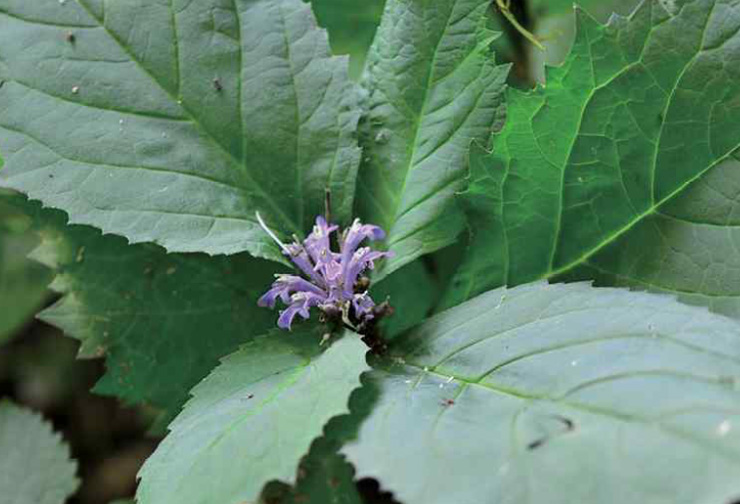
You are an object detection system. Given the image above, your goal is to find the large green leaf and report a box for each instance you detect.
[341,282,740,504]
[137,331,368,504]
[445,0,740,306]
[0,0,360,261]
[356,0,510,277]
[15,198,281,426]
[0,401,79,504]
[562,152,740,318]
[0,190,51,343]
[310,0,386,79]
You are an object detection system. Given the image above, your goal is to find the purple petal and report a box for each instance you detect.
[258,275,327,309]
[277,292,323,330]
[277,304,304,330]
[340,218,387,267]
[286,243,326,287]
[304,216,338,266]
[257,286,283,308]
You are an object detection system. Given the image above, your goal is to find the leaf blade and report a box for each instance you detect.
[343,282,740,504]
[15,197,280,426]
[357,0,509,276]
[561,152,740,319]
[0,0,360,259]
[137,331,369,504]
[446,0,740,306]
[0,401,79,504]
[0,190,51,343]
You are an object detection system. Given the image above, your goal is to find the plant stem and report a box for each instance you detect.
[496,0,544,51]
[492,0,538,85]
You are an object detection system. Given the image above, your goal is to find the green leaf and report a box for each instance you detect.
[561,152,740,319]
[356,0,510,277]
[445,0,740,306]
[137,331,369,504]
[19,199,280,426]
[0,190,51,343]
[0,0,360,261]
[528,1,643,85]
[531,0,641,17]
[310,0,386,79]
[370,259,437,339]
[342,282,740,504]
[0,401,79,504]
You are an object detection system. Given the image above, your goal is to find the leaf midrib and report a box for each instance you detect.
[166,355,313,500]
[381,0,459,233]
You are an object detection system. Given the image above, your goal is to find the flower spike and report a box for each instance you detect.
[257,212,393,331]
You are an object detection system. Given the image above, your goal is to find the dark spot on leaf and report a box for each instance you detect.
[554,415,575,431]
[213,78,223,92]
[440,398,455,407]
[527,438,546,451]
[247,394,254,400]
[66,31,76,44]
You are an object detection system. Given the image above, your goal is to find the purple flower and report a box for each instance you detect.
[257,213,393,331]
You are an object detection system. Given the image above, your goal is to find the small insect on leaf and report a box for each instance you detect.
[440,398,455,407]
[213,78,223,92]
[65,31,76,44]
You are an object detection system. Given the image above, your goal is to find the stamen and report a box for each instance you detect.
[256,212,292,256]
